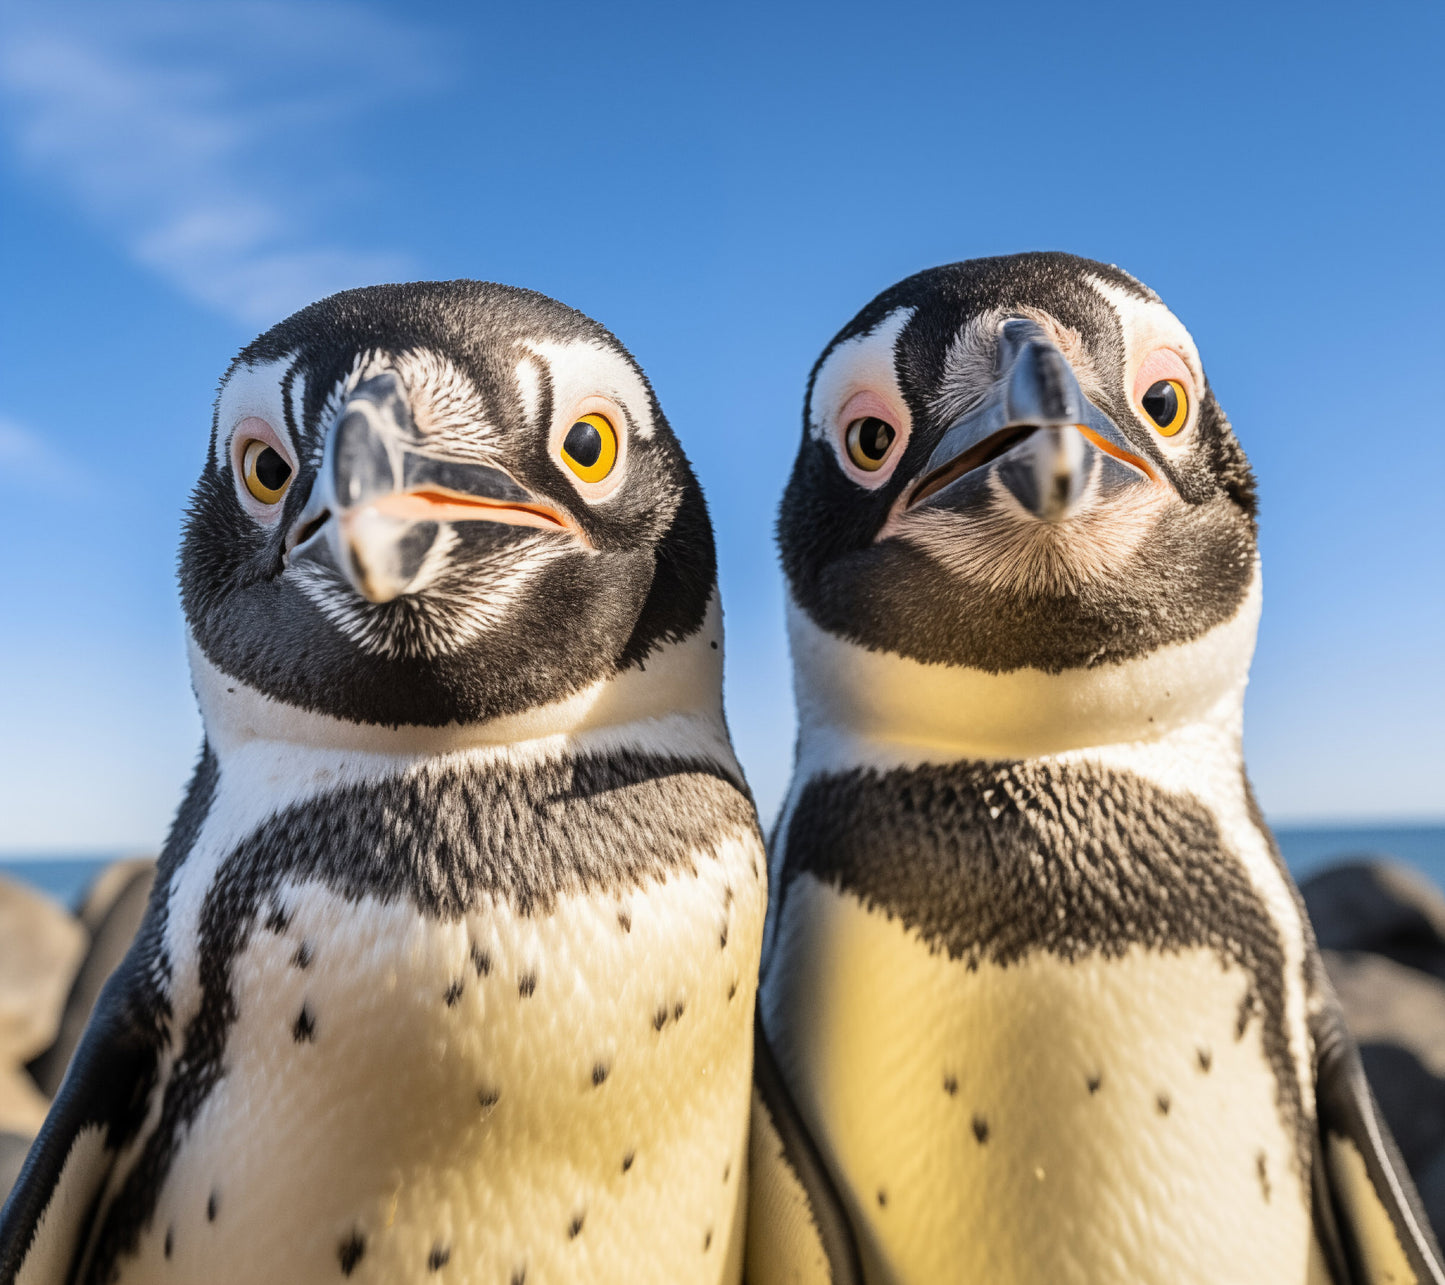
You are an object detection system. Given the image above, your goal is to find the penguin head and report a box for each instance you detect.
[780,252,1259,681]
[182,281,716,730]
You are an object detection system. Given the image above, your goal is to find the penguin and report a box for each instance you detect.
[0,281,766,1285]
[746,252,1444,1285]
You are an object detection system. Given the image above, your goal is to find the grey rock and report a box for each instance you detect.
[1303,860,1445,980]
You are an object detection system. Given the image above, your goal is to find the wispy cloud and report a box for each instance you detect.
[0,414,87,489]
[0,0,440,325]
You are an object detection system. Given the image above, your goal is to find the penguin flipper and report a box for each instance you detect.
[0,951,160,1284]
[745,1013,862,1285]
[1314,1000,1445,1284]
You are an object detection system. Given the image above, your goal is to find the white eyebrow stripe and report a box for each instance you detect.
[212,355,298,471]
[520,337,657,440]
[808,306,915,443]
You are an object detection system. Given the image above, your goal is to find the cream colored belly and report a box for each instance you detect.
[761,874,1315,1285]
[107,833,765,1285]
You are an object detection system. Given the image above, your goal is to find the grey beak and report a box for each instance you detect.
[909,319,1151,522]
[288,372,540,604]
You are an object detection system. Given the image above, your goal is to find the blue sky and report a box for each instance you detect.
[0,0,1440,851]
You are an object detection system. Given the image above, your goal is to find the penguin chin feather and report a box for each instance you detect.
[289,533,567,661]
[899,480,1171,598]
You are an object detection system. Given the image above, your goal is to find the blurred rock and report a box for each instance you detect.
[1303,860,1445,980]
[0,876,86,1072]
[0,1130,32,1206]
[29,860,155,1097]
[75,857,155,935]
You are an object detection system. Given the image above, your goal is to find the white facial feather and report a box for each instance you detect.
[212,356,299,471]
[807,307,915,445]
[900,470,1171,596]
[289,532,568,660]
[930,307,1105,430]
[521,337,658,440]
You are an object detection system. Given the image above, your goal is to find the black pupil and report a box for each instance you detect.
[1141,380,1178,427]
[857,417,895,460]
[255,446,292,492]
[564,420,603,468]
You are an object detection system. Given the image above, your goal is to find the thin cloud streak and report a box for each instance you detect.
[0,0,439,325]
[0,414,89,489]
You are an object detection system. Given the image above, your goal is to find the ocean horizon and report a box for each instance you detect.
[4,823,1442,910]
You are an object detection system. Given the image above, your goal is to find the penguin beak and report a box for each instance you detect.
[285,372,576,604]
[904,319,1158,523]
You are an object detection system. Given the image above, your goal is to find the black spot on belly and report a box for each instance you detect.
[470,942,491,976]
[164,1227,173,1259]
[1256,1150,1271,1202]
[1236,988,1258,1039]
[622,1151,635,1173]
[653,1005,668,1031]
[591,1062,610,1087]
[1157,1092,1171,1116]
[428,1242,451,1271]
[723,1159,731,1183]
[264,901,292,934]
[207,1189,218,1221]
[673,1001,686,1021]
[943,1074,958,1096]
[1198,1046,1213,1072]
[618,909,632,933]
[293,1004,317,1042]
[1087,1073,1103,1094]
[291,941,313,969]
[519,972,536,999]
[568,1213,585,1238]
[972,1115,989,1144]
[719,924,729,949]
[511,1269,527,1285]
[338,1231,366,1275]
[478,1088,500,1110]
[876,1189,887,1208]
[727,979,738,1001]
[444,979,465,1006]
[704,1227,714,1250]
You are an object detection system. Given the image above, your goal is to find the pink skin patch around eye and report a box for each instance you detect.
[836,389,909,486]
[1133,348,1194,407]
[230,417,296,520]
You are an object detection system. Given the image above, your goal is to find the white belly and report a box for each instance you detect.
[108,831,765,1285]
[762,874,1315,1285]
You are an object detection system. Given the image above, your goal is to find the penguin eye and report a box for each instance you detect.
[845,417,898,472]
[241,438,294,504]
[560,413,618,483]
[1140,380,1188,437]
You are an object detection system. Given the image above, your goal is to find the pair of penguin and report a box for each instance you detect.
[0,256,1436,1284]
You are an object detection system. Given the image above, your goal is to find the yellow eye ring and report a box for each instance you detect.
[560,413,618,483]
[845,416,898,471]
[1140,379,1189,436]
[241,438,293,504]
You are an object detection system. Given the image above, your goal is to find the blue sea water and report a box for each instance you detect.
[3,826,1442,911]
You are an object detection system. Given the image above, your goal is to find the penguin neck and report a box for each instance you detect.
[786,565,1262,775]
[188,593,739,777]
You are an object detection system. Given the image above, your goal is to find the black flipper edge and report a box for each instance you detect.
[750,1010,863,1285]
[1314,998,1445,1285]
